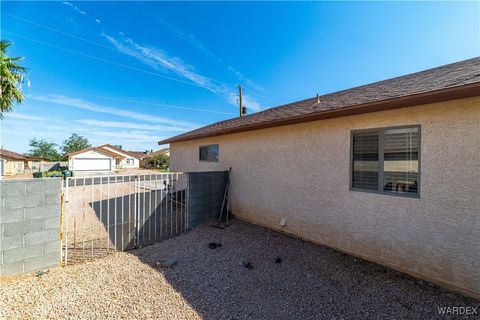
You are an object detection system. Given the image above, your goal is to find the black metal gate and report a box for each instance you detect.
[62,173,188,264]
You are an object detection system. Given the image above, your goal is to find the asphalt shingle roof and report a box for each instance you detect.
[158,57,480,144]
[140,148,169,159]
[0,148,27,160]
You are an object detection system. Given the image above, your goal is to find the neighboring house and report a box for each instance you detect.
[128,150,149,160]
[0,148,45,176]
[99,144,141,169]
[159,58,480,298]
[26,156,45,172]
[139,148,169,167]
[67,144,141,172]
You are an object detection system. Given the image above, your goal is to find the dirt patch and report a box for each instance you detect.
[1,219,477,319]
[2,173,35,180]
[117,168,170,175]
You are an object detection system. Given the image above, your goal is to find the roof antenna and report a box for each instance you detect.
[316,93,320,103]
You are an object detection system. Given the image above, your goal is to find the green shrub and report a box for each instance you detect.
[45,170,62,177]
[148,154,169,169]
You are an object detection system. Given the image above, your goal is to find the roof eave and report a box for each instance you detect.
[67,147,126,159]
[0,155,27,161]
[158,82,480,145]
[25,156,44,161]
[99,144,142,159]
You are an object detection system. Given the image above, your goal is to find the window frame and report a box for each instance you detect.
[199,144,219,162]
[349,124,421,198]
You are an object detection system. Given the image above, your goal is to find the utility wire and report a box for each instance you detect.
[3,12,237,87]
[47,90,237,115]
[3,13,271,108]
[1,30,239,115]
[3,12,117,52]
[2,30,222,90]
[4,12,277,98]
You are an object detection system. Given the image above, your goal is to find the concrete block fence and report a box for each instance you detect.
[0,178,62,276]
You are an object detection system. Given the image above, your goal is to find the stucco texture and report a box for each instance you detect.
[169,97,480,298]
[0,159,25,176]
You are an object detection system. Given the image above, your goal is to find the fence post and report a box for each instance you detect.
[134,174,140,248]
[60,191,65,267]
[185,173,190,232]
[64,178,69,266]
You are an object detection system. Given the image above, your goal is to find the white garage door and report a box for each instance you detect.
[74,158,111,171]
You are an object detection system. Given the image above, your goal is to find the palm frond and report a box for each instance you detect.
[0,39,28,117]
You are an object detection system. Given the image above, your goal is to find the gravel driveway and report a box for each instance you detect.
[1,219,478,319]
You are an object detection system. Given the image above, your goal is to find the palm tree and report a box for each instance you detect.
[0,40,28,118]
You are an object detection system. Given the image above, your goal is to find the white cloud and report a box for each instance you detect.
[79,129,156,142]
[30,94,198,129]
[228,65,265,93]
[242,95,263,113]
[95,19,101,24]
[3,113,46,121]
[102,33,264,112]
[62,1,86,15]
[1,116,163,152]
[156,18,264,96]
[102,33,221,92]
[76,119,186,132]
[157,18,221,64]
[227,92,262,113]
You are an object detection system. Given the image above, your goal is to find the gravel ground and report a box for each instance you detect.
[1,219,478,320]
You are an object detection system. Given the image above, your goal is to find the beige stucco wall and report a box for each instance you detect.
[0,158,25,176]
[102,146,140,168]
[68,150,115,171]
[170,97,480,298]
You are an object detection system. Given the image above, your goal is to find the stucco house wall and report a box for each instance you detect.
[68,150,115,171]
[26,160,44,172]
[102,146,140,168]
[169,97,480,298]
[0,158,25,176]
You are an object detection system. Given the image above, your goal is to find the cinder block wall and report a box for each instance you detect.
[0,178,62,276]
[188,171,228,228]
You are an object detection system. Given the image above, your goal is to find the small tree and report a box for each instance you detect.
[149,154,169,169]
[61,133,91,155]
[0,40,28,118]
[28,138,61,161]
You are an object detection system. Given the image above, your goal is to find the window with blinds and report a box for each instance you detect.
[351,125,420,197]
[199,144,219,162]
[352,131,379,190]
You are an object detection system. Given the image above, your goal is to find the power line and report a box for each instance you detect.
[3,12,237,88]
[3,12,116,52]
[3,13,271,107]
[239,85,272,102]
[48,90,237,115]
[1,32,239,115]
[2,30,253,116]
[2,30,219,89]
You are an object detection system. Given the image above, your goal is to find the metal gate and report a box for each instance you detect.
[61,173,189,265]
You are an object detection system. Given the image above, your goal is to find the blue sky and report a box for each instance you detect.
[1,1,479,153]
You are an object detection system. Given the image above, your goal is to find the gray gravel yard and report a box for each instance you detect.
[1,219,478,319]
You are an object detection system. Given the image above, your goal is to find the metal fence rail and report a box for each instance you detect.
[61,173,188,265]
